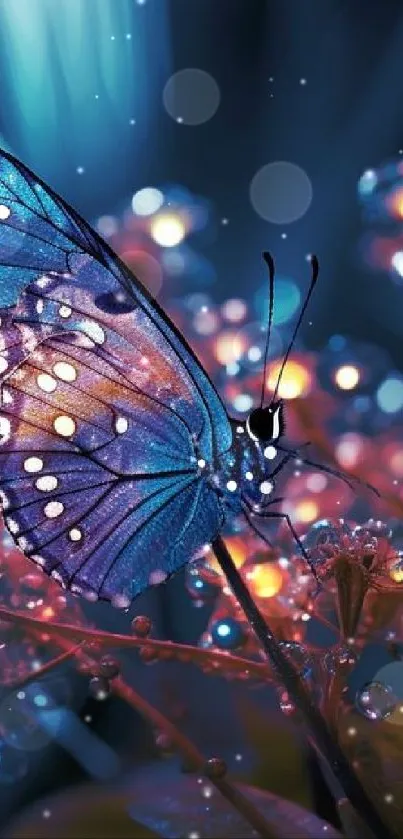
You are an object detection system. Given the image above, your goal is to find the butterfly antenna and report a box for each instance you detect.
[271,255,319,404]
[260,251,276,407]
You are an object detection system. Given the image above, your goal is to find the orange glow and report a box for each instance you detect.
[249,563,283,598]
[41,606,55,620]
[214,332,246,365]
[295,499,319,523]
[390,563,403,583]
[390,448,403,478]
[388,188,403,219]
[267,360,311,399]
[209,537,247,575]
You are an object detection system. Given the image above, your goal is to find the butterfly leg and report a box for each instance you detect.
[242,506,274,549]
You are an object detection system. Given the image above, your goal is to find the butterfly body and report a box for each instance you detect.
[0,151,299,607]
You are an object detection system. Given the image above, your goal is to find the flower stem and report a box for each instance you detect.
[113,678,277,839]
[212,535,396,839]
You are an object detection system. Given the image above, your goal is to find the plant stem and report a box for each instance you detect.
[113,678,277,839]
[41,632,277,839]
[0,606,270,682]
[212,535,396,839]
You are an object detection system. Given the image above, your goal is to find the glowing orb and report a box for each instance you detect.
[214,332,245,365]
[150,214,186,247]
[295,499,319,523]
[376,377,403,414]
[391,251,403,277]
[132,187,164,216]
[334,364,360,391]
[249,563,283,598]
[267,360,311,399]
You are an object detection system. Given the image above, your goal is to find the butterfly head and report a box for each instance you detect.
[246,402,285,444]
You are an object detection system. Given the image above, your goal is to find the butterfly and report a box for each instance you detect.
[0,150,370,608]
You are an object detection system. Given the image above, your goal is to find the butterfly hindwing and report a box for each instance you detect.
[0,336,223,604]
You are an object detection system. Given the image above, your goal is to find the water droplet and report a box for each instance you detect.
[324,646,357,674]
[98,656,120,679]
[205,757,227,779]
[131,615,152,637]
[356,681,397,720]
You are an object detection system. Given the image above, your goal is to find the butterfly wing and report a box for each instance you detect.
[0,150,232,461]
[0,335,223,605]
[0,150,232,602]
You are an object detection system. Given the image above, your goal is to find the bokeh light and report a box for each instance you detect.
[334,364,361,391]
[255,278,301,326]
[163,68,220,125]
[150,213,186,247]
[376,377,403,413]
[132,187,164,216]
[249,162,313,224]
[248,564,284,598]
[267,359,312,399]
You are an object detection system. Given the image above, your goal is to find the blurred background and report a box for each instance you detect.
[0,0,403,836]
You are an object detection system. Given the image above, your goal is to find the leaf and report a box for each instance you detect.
[234,695,313,808]
[2,765,342,839]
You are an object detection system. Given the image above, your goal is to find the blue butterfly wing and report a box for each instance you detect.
[0,335,223,605]
[0,150,231,603]
[0,150,231,461]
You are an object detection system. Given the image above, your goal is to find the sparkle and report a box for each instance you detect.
[53,361,77,382]
[36,476,58,492]
[115,416,128,434]
[197,458,206,468]
[226,480,237,492]
[264,445,277,460]
[59,304,72,318]
[54,415,76,437]
[245,471,253,481]
[0,205,10,220]
[24,456,43,473]
[37,373,57,393]
[260,480,273,495]
[300,77,307,85]
[236,425,244,434]
[69,528,82,542]
[76,166,85,175]
[44,501,64,518]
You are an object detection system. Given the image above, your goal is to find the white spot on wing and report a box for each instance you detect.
[6,517,19,534]
[0,357,8,375]
[53,361,77,382]
[24,456,43,473]
[69,527,82,542]
[59,304,72,318]
[54,415,76,437]
[37,373,57,393]
[36,475,58,492]
[0,205,11,220]
[44,500,64,518]
[36,300,44,314]
[0,416,11,442]
[81,320,106,345]
[115,416,128,434]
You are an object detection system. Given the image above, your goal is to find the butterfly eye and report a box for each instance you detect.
[246,403,284,442]
[95,291,136,315]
